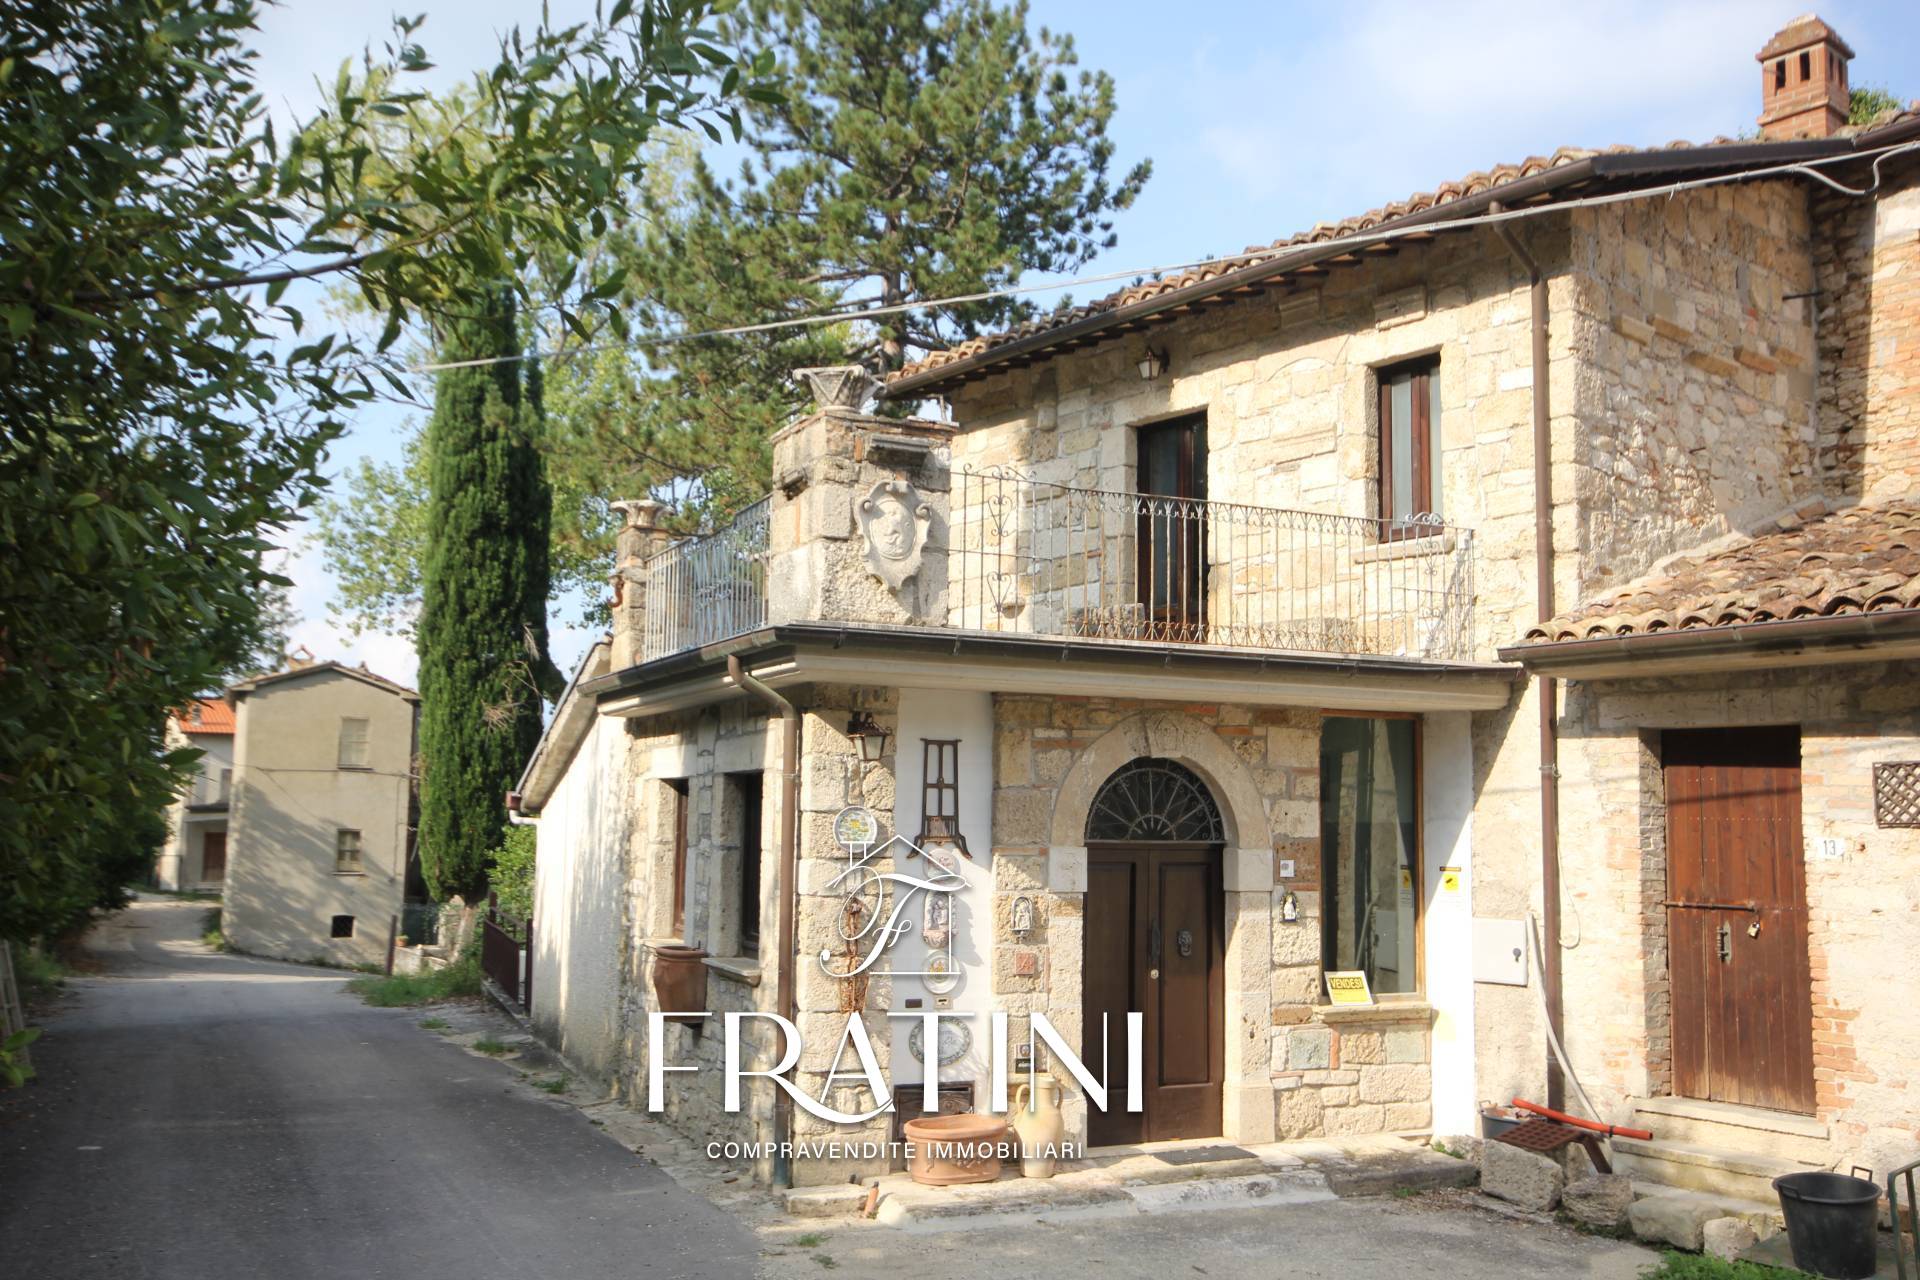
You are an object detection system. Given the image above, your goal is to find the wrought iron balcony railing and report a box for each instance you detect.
[944,467,1477,662]
[634,471,1476,664]
[640,496,772,663]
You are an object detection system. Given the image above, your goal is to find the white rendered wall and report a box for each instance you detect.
[1423,711,1477,1136]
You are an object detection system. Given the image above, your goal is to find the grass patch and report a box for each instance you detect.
[11,944,68,1000]
[472,1037,512,1056]
[199,908,228,952]
[1639,1252,1807,1280]
[811,1255,837,1271]
[417,1017,449,1031]
[345,951,481,1007]
[532,1075,570,1094]
[793,1233,825,1248]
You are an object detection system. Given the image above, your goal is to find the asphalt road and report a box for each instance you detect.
[0,897,757,1280]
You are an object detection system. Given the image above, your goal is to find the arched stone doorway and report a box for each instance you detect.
[1040,711,1277,1148]
[1083,758,1226,1144]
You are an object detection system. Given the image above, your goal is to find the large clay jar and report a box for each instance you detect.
[903,1112,1009,1186]
[1011,1078,1067,1178]
[650,944,709,1020]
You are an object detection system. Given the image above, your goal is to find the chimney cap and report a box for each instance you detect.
[1757,13,1854,61]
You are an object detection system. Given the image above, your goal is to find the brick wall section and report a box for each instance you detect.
[1813,164,1920,502]
[1555,663,1920,1176]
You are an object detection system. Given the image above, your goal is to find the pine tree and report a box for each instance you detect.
[687,0,1152,370]
[415,290,558,902]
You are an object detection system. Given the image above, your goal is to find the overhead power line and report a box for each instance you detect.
[407,138,1920,377]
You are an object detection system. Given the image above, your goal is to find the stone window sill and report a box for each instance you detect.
[333,869,367,877]
[1313,1000,1433,1026]
[704,956,762,987]
[1354,531,1458,565]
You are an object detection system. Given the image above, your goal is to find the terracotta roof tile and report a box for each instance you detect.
[1522,504,1920,645]
[888,108,1920,387]
[175,699,235,735]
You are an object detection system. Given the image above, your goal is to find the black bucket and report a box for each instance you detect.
[1774,1171,1882,1280]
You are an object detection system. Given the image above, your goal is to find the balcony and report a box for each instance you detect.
[186,769,231,812]
[635,468,1475,666]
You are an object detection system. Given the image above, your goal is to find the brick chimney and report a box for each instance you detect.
[1756,15,1854,140]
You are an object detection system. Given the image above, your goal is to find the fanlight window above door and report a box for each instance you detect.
[1085,758,1224,842]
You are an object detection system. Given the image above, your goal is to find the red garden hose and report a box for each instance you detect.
[1511,1097,1653,1141]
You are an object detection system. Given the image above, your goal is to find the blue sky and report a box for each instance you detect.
[251,0,1920,685]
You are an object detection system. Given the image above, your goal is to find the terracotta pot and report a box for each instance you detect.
[904,1112,1009,1186]
[651,944,709,1019]
[1011,1078,1067,1178]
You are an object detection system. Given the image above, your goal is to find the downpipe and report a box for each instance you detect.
[1491,201,1566,1112]
[727,654,801,1189]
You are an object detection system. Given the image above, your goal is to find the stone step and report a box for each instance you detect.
[1627,1186,1785,1253]
[1628,1095,1830,1165]
[1614,1135,1818,1203]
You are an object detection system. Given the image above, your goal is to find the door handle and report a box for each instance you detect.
[1716,922,1732,964]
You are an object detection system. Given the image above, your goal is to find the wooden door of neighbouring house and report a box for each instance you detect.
[200,832,227,883]
[1083,843,1224,1144]
[1664,727,1815,1114]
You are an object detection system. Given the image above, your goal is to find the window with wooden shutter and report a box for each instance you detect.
[338,717,370,769]
[1377,357,1442,538]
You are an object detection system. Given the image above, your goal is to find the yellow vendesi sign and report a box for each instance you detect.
[1440,866,1462,892]
[1324,970,1374,1006]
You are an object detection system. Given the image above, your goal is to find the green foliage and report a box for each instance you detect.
[690,0,1150,370]
[472,1036,512,1055]
[0,0,770,944]
[346,947,482,1006]
[317,0,1149,637]
[488,824,538,921]
[1,1026,43,1088]
[1850,85,1908,126]
[418,1016,449,1030]
[1638,1251,1808,1280]
[11,944,67,1001]
[200,907,227,952]
[415,291,556,901]
[531,1074,571,1094]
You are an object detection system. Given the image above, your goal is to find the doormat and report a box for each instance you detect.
[1152,1145,1254,1166]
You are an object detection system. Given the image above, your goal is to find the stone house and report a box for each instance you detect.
[222,656,422,969]
[155,698,237,893]
[517,17,1920,1197]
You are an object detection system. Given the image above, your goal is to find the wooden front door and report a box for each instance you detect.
[1664,727,1815,1114]
[1083,844,1224,1145]
[200,831,227,882]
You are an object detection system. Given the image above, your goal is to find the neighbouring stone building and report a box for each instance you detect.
[517,17,1920,1199]
[222,655,423,969]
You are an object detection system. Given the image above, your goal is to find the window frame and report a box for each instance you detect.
[1376,356,1442,540]
[337,716,371,770]
[667,778,691,939]
[334,827,364,875]
[1317,713,1425,1000]
[730,772,763,956]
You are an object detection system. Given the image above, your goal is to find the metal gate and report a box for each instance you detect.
[481,893,532,1013]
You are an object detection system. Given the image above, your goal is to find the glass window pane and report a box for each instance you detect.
[1319,717,1419,995]
[1389,378,1413,521]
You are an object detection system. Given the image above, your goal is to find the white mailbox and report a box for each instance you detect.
[1472,918,1530,986]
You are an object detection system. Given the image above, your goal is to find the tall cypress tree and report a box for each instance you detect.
[416,290,557,902]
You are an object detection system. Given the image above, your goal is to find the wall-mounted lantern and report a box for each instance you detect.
[847,710,891,763]
[1137,347,1168,381]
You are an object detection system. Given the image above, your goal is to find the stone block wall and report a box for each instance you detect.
[1553,662,1920,1179]
[1813,162,1920,503]
[990,694,1434,1145]
[947,225,1562,662]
